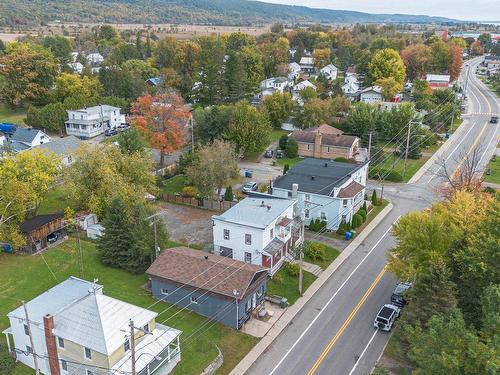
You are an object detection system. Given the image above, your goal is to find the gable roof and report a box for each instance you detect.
[299,57,314,65]
[20,213,63,233]
[321,64,337,72]
[273,158,366,196]
[53,292,157,355]
[10,128,46,144]
[337,181,365,198]
[289,62,301,71]
[303,124,343,135]
[147,247,268,299]
[426,74,450,83]
[36,136,82,156]
[290,125,358,148]
[67,105,121,116]
[360,86,382,94]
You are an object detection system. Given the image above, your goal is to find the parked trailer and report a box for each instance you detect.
[0,123,17,135]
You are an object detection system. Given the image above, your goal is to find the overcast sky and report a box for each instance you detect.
[256,0,500,21]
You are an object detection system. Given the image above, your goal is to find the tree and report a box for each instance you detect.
[347,102,379,137]
[98,25,118,41]
[116,127,148,154]
[224,51,247,102]
[470,40,484,56]
[376,77,403,100]
[26,102,67,134]
[64,143,156,218]
[448,43,463,82]
[279,134,288,151]
[312,48,331,68]
[42,36,73,64]
[185,140,239,198]
[122,59,159,81]
[98,67,147,100]
[401,44,431,81]
[226,101,271,156]
[154,36,178,69]
[0,42,58,106]
[224,186,234,201]
[195,36,226,106]
[193,105,233,144]
[371,190,378,206]
[368,48,406,85]
[262,92,294,129]
[429,40,451,73]
[131,92,190,165]
[286,138,298,158]
[53,72,103,102]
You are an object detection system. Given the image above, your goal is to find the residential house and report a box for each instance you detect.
[86,53,104,66]
[36,135,82,166]
[293,79,317,93]
[289,124,361,160]
[212,194,303,275]
[299,56,315,73]
[426,74,451,89]
[18,213,65,254]
[146,77,164,86]
[75,212,98,230]
[271,158,369,230]
[359,86,383,104]
[288,62,301,81]
[69,62,84,75]
[260,77,291,93]
[484,56,500,69]
[65,105,125,139]
[341,81,360,99]
[3,277,181,375]
[320,64,338,81]
[345,66,357,77]
[344,73,359,86]
[147,247,268,330]
[6,128,50,153]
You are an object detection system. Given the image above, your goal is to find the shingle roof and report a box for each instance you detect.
[20,213,63,233]
[36,135,82,156]
[10,128,45,144]
[273,158,366,196]
[337,181,365,198]
[147,247,268,299]
[303,124,343,135]
[290,127,358,148]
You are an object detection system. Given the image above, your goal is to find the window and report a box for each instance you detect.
[341,214,347,222]
[327,146,330,152]
[124,339,130,352]
[24,324,29,336]
[223,229,230,240]
[26,345,32,354]
[61,360,68,372]
[304,209,310,218]
[161,288,169,296]
[305,194,310,202]
[84,347,92,360]
[287,191,292,198]
[270,228,274,238]
[190,296,199,304]
[57,337,65,349]
[245,234,252,245]
[307,144,310,150]
[244,252,252,263]
[320,212,327,220]
[245,299,252,312]
[257,285,264,297]
[143,323,150,334]
[343,199,348,208]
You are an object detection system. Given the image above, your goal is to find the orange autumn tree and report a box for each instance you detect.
[131,92,190,165]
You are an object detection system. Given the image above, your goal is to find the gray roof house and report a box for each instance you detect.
[6,128,50,153]
[36,135,82,165]
[3,276,182,375]
[271,158,369,230]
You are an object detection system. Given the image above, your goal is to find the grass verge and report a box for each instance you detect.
[484,157,500,185]
[161,175,187,194]
[37,185,71,215]
[267,267,316,305]
[303,241,340,270]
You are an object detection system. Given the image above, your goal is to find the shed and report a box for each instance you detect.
[87,224,104,239]
[19,213,65,254]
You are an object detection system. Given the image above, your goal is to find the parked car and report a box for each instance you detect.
[276,150,284,159]
[242,182,258,193]
[374,304,400,331]
[264,150,273,158]
[47,232,60,244]
[391,282,412,307]
[117,124,130,131]
[105,128,119,136]
[490,116,499,124]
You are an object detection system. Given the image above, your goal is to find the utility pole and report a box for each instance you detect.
[463,64,470,99]
[23,301,40,375]
[298,215,305,296]
[75,221,83,278]
[130,319,136,375]
[367,132,373,160]
[153,219,159,259]
[403,121,412,179]
[190,117,195,152]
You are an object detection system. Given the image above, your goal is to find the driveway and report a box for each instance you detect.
[157,202,214,247]
[238,158,283,188]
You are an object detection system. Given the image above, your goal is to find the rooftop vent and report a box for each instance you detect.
[324,162,328,167]
[261,201,265,207]
[311,175,315,180]
[267,205,272,211]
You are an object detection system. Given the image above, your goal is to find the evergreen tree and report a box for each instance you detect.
[371,190,378,205]
[224,186,234,201]
[225,51,247,102]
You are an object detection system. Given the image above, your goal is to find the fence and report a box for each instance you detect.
[161,193,237,212]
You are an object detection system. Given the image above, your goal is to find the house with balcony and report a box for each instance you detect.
[212,194,303,275]
[2,277,181,375]
[65,105,125,139]
[147,247,268,330]
[271,158,369,230]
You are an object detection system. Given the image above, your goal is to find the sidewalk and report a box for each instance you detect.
[229,202,394,375]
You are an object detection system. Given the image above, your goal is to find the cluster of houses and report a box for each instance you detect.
[482,55,500,77]
[69,52,105,75]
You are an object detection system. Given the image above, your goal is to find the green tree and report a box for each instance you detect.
[224,186,234,201]
[376,77,403,100]
[116,127,148,154]
[371,189,378,206]
[279,134,289,150]
[42,36,73,64]
[347,102,379,137]
[193,105,234,144]
[195,36,226,106]
[285,138,298,158]
[226,101,271,156]
[262,92,294,129]
[122,59,159,81]
[98,67,147,100]
[98,25,118,41]
[368,48,406,85]
[53,72,103,102]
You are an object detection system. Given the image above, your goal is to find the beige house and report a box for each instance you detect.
[3,277,181,375]
[289,124,360,160]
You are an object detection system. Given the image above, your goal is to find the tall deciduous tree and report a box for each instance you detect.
[401,44,432,81]
[193,105,234,144]
[262,92,294,129]
[131,92,190,165]
[368,48,406,85]
[53,72,103,102]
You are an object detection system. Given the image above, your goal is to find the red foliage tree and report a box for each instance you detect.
[131,92,190,165]
[448,43,463,82]
[470,40,484,56]
[401,44,432,81]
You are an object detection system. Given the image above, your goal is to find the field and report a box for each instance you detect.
[0,103,26,125]
[371,155,430,183]
[484,157,500,185]
[1,239,257,375]
[161,175,188,194]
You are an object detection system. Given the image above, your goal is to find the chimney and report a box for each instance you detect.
[324,162,328,167]
[311,176,315,180]
[292,183,298,199]
[314,131,322,158]
[43,314,60,375]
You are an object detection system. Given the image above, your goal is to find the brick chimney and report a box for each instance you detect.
[43,314,60,375]
[314,131,322,159]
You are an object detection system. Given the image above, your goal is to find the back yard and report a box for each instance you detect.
[0,103,26,125]
[0,239,257,375]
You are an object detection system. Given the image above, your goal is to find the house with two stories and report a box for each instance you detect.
[65,105,125,139]
[6,128,50,153]
[3,277,182,375]
[271,158,369,230]
[147,247,268,330]
[289,124,361,161]
[359,86,383,104]
[299,56,315,73]
[288,62,301,81]
[320,64,338,81]
[212,194,303,275]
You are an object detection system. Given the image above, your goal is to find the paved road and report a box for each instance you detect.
[245,57,500,375]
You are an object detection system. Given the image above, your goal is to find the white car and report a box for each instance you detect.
[374,304,400,331]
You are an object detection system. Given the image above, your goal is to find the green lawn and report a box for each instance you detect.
[267,268,316,305]
[371,154,429,183]
[269,129,290,143]
[303,241,340,270]
[161,175,187,194]
[484,157,500,185]
[37,185,71,214]
[276,157,302,168]
[1,239,257,375]
[0,103,26,125]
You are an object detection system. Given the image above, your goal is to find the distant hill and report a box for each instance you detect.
[0,0,462,26]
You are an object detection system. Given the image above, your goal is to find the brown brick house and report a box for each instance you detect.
[289,124,360,160]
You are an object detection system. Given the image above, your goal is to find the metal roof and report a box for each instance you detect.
[10,128,46,144]
[36,136,82,156]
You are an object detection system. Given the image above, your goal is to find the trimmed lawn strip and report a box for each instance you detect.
[276,157,301,167]
[0,103,26,125]
[374,155,429,183]
[162,175,187,194]
[303,241,340,270]
[484,158,500,185]
[1,239,257,375]
[267,268,316,305]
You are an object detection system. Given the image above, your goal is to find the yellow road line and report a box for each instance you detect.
[307,267,387,375]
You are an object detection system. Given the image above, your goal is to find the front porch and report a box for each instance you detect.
[240,301,287,338]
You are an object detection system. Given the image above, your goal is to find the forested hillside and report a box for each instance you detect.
[0,0,459,26]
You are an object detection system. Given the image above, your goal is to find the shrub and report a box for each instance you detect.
[334,157,349,163]
[279,134,288,150]
[368,167,403,182]
[308,218,326,232]
[362,202,367,211]
[358,209,367,222]
[286,138,299,158]
[0,350,16,375]
[304,241,326,261]
[259,184,269,193]
[272,271,284,284]
[285,262,300,277]
[224,185,233,201]
[352,213,363,228]
[371,190,378,206]
[336,220,352,235]
[283,163,290,174]
[181,186,198,198]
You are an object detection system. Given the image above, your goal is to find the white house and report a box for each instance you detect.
[86,52,104,66]
[69,62,84,74]
[320,64,338,81]
[359,86,383,104]
[288,62,301,80]
[3,276,182,375]
[342,81,360,95]
[212,194,303,275]
[345,73,359,85]
[260,77,291,93]
[426,74,451,89]
[7,128,50,153]
[65,105,125,139]
[271,158,369,230]
[293,79,317,92]
[299,56,315,73]
[36,135,82,165]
